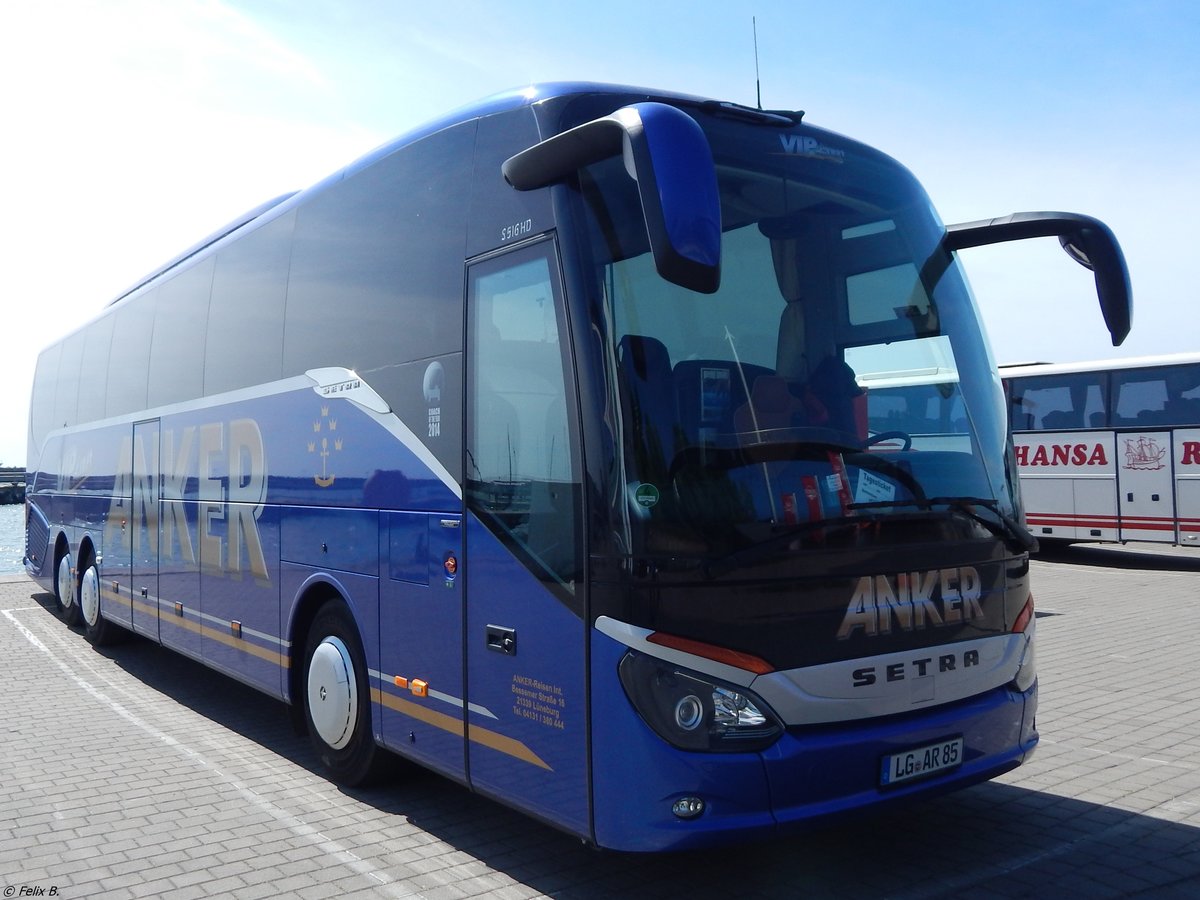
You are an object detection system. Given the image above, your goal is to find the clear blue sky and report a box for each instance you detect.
[2,0,1197,466]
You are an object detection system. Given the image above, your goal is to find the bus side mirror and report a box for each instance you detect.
[503,102,722,294]
[944,211,1132,347]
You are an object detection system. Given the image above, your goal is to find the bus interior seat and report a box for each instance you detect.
[1165,397,1200,424]
[1135,408,1167,426]
[776,299,809,382]
[733,375,810,437]
[672,359,771,446]
[807,355,866,438]
[617,334,675,460]
[1041,410,1082,430]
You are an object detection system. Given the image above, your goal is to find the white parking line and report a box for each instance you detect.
[1,606,424,899]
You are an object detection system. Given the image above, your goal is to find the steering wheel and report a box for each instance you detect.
[864,430,912,451]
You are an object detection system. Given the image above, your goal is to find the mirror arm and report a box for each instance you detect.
[944,211,1132,347]
[503,102,721,294]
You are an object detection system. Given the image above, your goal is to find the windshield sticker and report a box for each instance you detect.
[854,469,897,505]
[700,367,731,424]
[783,474,833,525]
[826,452,853,513]
[633,483,660,509]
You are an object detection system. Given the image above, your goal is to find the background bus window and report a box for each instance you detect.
[1112,365,1200,428]
[1008,372,1108,431]
[77,314,114,422]
[29,343,62,459]
[52,330,86,430]
[148,257,213,409]
[466,246,581,592]
[107,290,157,419]
[205,212,292,396]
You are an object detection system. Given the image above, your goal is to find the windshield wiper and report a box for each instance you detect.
[849,496,1038,554]
[703,515,870,579]
[704,496,1035,580]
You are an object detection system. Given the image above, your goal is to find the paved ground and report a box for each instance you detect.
[2,542,1199,898]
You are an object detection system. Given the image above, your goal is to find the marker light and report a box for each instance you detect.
[1012,593,1035,633]
[646,631,774,674]
[618,650,782,752]
[1012,593,1037,692]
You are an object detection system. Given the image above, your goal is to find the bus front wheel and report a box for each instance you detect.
[303,601,385,786]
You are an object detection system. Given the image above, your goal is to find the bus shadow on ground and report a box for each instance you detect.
[25,590,1200,899]
[1035,541,1200,574]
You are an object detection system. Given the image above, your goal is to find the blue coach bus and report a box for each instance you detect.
[25,83,1130,851]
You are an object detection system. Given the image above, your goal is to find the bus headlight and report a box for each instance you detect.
[618,650,782,752]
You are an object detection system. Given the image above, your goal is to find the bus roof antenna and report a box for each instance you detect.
[753,17,763,110]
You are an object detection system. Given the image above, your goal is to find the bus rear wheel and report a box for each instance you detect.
[80,560,117,646]
[303,601,385,786]
[56,552,82,626]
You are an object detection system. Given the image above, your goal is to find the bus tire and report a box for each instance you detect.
[56,551,82,626]
[80,559,117,646]
[303,601,385,786]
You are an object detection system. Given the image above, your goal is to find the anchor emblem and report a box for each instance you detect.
[308,405,342,487]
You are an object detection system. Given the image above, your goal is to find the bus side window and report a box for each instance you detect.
[466,243,582,593]
[1112,365,1200,428]
[1114,375,1167,426]
[1011,373,1107,431]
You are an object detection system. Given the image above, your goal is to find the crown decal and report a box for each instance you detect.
[309,405,343,488]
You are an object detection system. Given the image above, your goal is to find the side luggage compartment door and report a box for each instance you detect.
[464,241,591,840]
[378,511,467,783]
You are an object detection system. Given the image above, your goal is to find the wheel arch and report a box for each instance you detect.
[52,531,72,596]
[285,572,360,708]
[283,571,386,771]
[77,532,98,568]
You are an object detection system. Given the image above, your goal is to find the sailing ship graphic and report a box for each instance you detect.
[1123,435,1167,471]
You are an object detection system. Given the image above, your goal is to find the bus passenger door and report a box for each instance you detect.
[1117,430,1176,542]
[464,241,590,840]
[130,419,160,639]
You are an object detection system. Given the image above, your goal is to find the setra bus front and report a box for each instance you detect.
[504,88,1128,850]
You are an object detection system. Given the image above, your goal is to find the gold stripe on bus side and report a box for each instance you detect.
[371,687,552,771]
[113,590,290,669]
[105,589,547,770]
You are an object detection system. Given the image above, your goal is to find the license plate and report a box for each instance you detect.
[880,737,964,786]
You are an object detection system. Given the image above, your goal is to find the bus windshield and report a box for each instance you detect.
[576,113,1016,563]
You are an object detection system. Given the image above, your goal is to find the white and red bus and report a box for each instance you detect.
[1002,354,1200,546]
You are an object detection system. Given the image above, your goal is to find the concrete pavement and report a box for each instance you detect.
[2,542,1199,898]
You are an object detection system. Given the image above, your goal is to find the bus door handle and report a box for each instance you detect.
[486,625,517,656]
